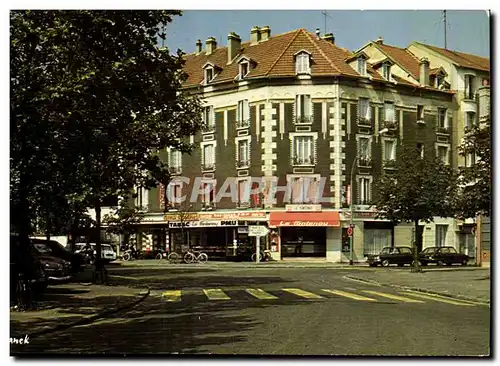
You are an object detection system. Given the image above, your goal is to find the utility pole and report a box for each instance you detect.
[443,10,447,49]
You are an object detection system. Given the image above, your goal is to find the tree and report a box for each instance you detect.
[454,122,491,219]
[374,146,457,272]
[10,10,204,285]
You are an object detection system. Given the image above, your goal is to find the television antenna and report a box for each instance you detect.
[321,10,332,35]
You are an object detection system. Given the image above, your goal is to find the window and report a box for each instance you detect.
[205,68,214,83]
[465,151,476,168]
[239,62,249,79]
[237,179,249,205]
[169,150,182,174]
[290,176,319,204]
[295,53,311,74]
[464,74,475,99]
[400,247,412,255]
[295,94,311,123]
[203,106,214,131]
[167,183,182,206]
[135,186,148,210]
[202,182,215,206]
[437,145,449,165]
[437,108,447,129]
[416,142,424,158]
[202,144,215,170]
[384,102,395,122]
[435,225,448,247]
[465,111,476,130]
[435,74,444,88]
[237,139,249,167]
[383,139,396,161]
[358,177,371,205]
[358,136,370,160]
[293,136,314,165]
[382,63,391,80]
[357,57,366,76]
[417,105,424,121]
[237,100,249,127]
[358,98,371,122]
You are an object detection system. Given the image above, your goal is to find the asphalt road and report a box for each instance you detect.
[12,267,490,356]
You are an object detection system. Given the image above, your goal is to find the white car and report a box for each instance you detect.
[75,243,117,262]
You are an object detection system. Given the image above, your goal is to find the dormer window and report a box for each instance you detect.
[205,68,214,83]
[357,56,367,76]
[294,50,311,75]
[202,62,221,85]
[382,63,391,80]
[239,62,249,79]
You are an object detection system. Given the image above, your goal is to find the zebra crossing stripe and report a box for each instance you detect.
[246,288,278,300]
[322,289,377,301]
[203,289,230,300]
[283,288,324,299]
[162,290,181,302]
[400,291,476,306]
[361,290,424,303]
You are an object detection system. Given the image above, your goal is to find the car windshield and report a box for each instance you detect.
[447,247,457,254]
[102,245,113,251]
[33,243,53,254]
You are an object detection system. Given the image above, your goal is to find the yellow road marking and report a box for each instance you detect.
[162,290,181,302]
[323,289,377,301]
[401,291,476,306]
[362,290,424,303]
[404,290,488,306]
[246,288,278,300]
[203,289,230,300]
[283,288,324,299]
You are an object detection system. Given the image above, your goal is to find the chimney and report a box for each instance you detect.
[322,33,335,44]
[205,37,217,55]
[227,32,241,64]
[478,85,490,122]
[375,36,384,45]
[315,28,321,39]
[419,57,430,86]
[260,25,271,41]
[195,39,202,54]
[250,26,261,45]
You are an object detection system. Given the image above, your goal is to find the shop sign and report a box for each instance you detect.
[168,221,198,228]
[248,226,270,237]
[200,212,267,220]
[238,227,249,234]
[285,204,322,212]
[164,213,200,221]
[277,220,331,227]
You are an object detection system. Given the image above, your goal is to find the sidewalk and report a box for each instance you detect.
[10,276,148,338]
[345,268,490,304]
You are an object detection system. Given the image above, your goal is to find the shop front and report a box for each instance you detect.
[268,211,341,260]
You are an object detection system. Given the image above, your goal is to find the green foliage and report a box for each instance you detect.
[374,146,457,224]
[454,121,491,218]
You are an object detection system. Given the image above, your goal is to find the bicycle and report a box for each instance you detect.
[184,249,208,264]
[251,249,272,262]
[167,251,183,264]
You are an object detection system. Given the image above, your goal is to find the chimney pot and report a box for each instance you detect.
[315,28,321,39]
[419,57,430,86]
[196,39,202,54]
[260,25,271,41]
[205,37,217,55]
[375,36,384,44]
[322,33,335,44]
[250,26,261,45]
[227,32,241,64]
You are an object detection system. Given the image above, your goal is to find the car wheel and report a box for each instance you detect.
[420,261,428,266]
[381,259,391,267]
[446,262,452,266]
[437,260,446,266]
[462,259,468,266]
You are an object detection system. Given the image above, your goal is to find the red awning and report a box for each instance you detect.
[269,212,340,227]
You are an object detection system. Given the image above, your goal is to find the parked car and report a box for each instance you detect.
[74,243,117,263]
[31,238,85,273]
[419,246,469,266]
[31,241,72,282]
[10,235,49,296]
[367,246,414,267]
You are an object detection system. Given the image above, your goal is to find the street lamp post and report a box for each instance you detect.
[349,128,388,265]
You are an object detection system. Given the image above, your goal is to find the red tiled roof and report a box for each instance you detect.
[413,42,490,72]
[374,42,421,80]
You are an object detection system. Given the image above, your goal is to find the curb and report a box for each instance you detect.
[27,287,150,338]
[344,275,490,305]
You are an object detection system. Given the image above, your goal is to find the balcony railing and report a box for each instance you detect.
[382,120,398,130]
[202,163,215,171]
[236,159,250,168]
[169,166,182,174]
[294,115,313,124]
[236,119,250,129]
[292,156,315,165]
[357,117,373,127]
[436,126,450,134]
[383,159,397,169]
[202,124,215,133]
[358,157,373,167]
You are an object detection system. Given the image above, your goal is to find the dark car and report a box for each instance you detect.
[10,235,49,297]
[31,238,85,273]
[31,242,72,282]
[419,246,469,266]
[367,246,414,267]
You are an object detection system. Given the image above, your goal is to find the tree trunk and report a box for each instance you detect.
[94,199,106,284]
[411,219,422,273]
[45,209,51,241]
[16,173,33,308]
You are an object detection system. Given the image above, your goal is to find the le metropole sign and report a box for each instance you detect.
[164,212,267,228]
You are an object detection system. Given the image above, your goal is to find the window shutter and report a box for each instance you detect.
[378,106,384,124]
[295,95,300,120]
[395,108,400,127]
[244,100,249,122]
[447,111,453,130]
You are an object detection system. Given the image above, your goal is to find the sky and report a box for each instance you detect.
[162,10,490,58]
